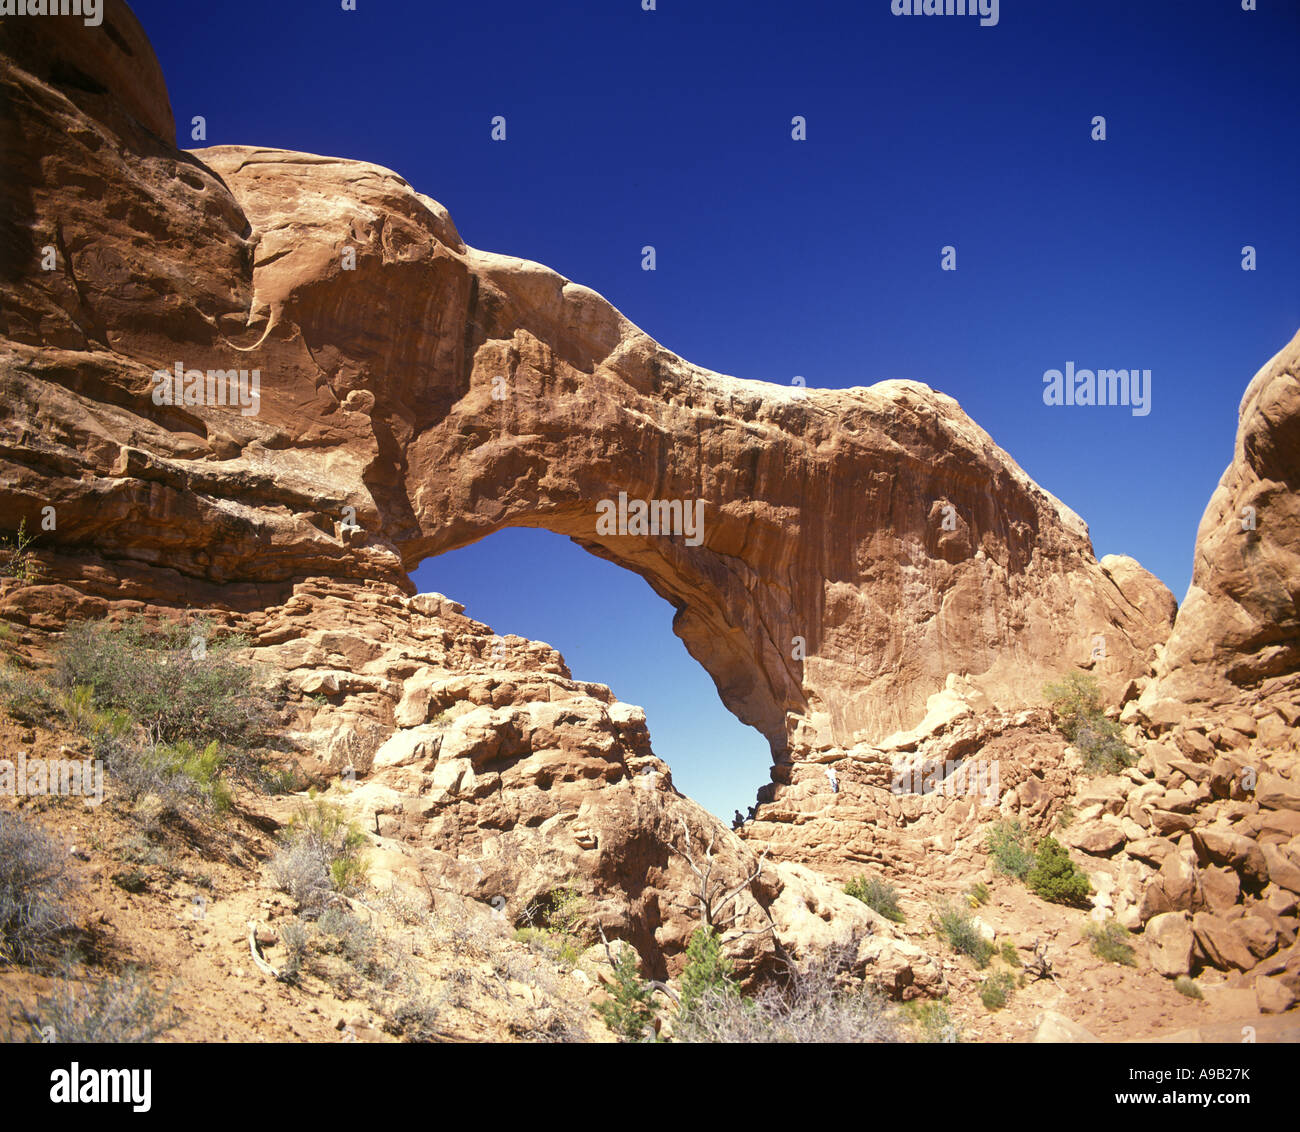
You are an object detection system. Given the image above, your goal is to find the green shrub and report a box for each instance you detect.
[1174,976,1202,1000]
[55,618,273,750]
[677,926,739,1020]
[513,926,584,967]
[1083,918,1137,966]
[144,739,232,813]
[0,811,77,965]
[1026,837,1092,907]
[675,949,902,1044]
[979,970,1017,1011]
[595,947,658,1042]
[999,940,1020,968]
[1043,672,1134,774]
[844,876,905,923]
[24,965,177,1043]
[523,887,589,939]
[986,820,1035,879]
[0,665,58,725]
[55,684,131,741]
[1074,719,1136,774]
[1043,671,1105,740]
[0,519,42,585]
[935,902,993,969]
[966,882,991,906]
[903,998,961,1043]
[270,798,369,908]
[515,887,590,968]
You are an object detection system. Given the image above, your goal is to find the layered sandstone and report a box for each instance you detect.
[1141,330,1300,717]
[0,4,1173,774]
[22,1,1299,993]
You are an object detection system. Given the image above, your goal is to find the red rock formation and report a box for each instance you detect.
[1142,330,1300,717]
[0,3,1226,985]
[1,6,1173,769]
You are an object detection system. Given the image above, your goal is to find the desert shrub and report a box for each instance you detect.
[675,950,903,1044]
[0,664,58,724]
[999,940,1020,968]
[0,811,77,965]
[595,947,658,1042]
[677,926,740,1021]
[430,898,510,961]
[55,684,131,740]
[118,738,232,812]
[270,798,368,909]
[935,902,993,969]
[979,970,1017,1011]
[515,886,590,967]
[522,886,589,938]
[1073,717,1136,774]
[1044,671,1106,739]
[1026,838,1092,907]
[26,965,177,1042]
[1044,672,1134,774]
[903,998,962,1043]
[0,519,42,584]
[844,875,905,923]
[316,906,377,968]
[386,983,442,1042]
[966,882,991,906]
[1056,804,1076,829]
[986,820,1035,879]
[1174,976,1202,1000]
[278,919,310,982]
[1083,918,1137,966]
[55,618,273,750]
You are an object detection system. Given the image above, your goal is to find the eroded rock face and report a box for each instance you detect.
[11,3,1271,988]
[0,4,1173,774]
[1142,330,1300,717]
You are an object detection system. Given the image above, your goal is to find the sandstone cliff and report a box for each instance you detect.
[4,2,1298,1009]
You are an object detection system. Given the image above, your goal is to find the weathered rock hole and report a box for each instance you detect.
[409,526,772,821]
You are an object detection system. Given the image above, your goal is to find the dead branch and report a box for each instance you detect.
[1025,936,1059,984]
[668,815,768,932]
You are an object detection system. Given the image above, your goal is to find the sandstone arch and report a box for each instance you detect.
[18,2,1286,992]
[0,4,1176,773]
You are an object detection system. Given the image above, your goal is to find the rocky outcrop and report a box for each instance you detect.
[1141,329,1300,716]
[0,3,1173,775]
[8,3,1299,996]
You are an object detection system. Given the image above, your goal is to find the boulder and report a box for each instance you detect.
[1144,912,1194,977]
[1257,773,1300,813]
[1192,827,1268,889]
[1261,842,1300,895]
[1255,974,1298,1014]
[1197,865,1241,914]
[1066,821,1126,856]
[1235,915,1279,960]
[1192,913,1256,971]
[1033,1011,1100,1043]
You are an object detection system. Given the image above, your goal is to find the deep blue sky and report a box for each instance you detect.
[130,0,1300,818]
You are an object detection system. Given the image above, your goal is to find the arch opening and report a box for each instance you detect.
[409,526,772,822]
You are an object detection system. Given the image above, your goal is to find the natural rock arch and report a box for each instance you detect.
[0,5,1174,772]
